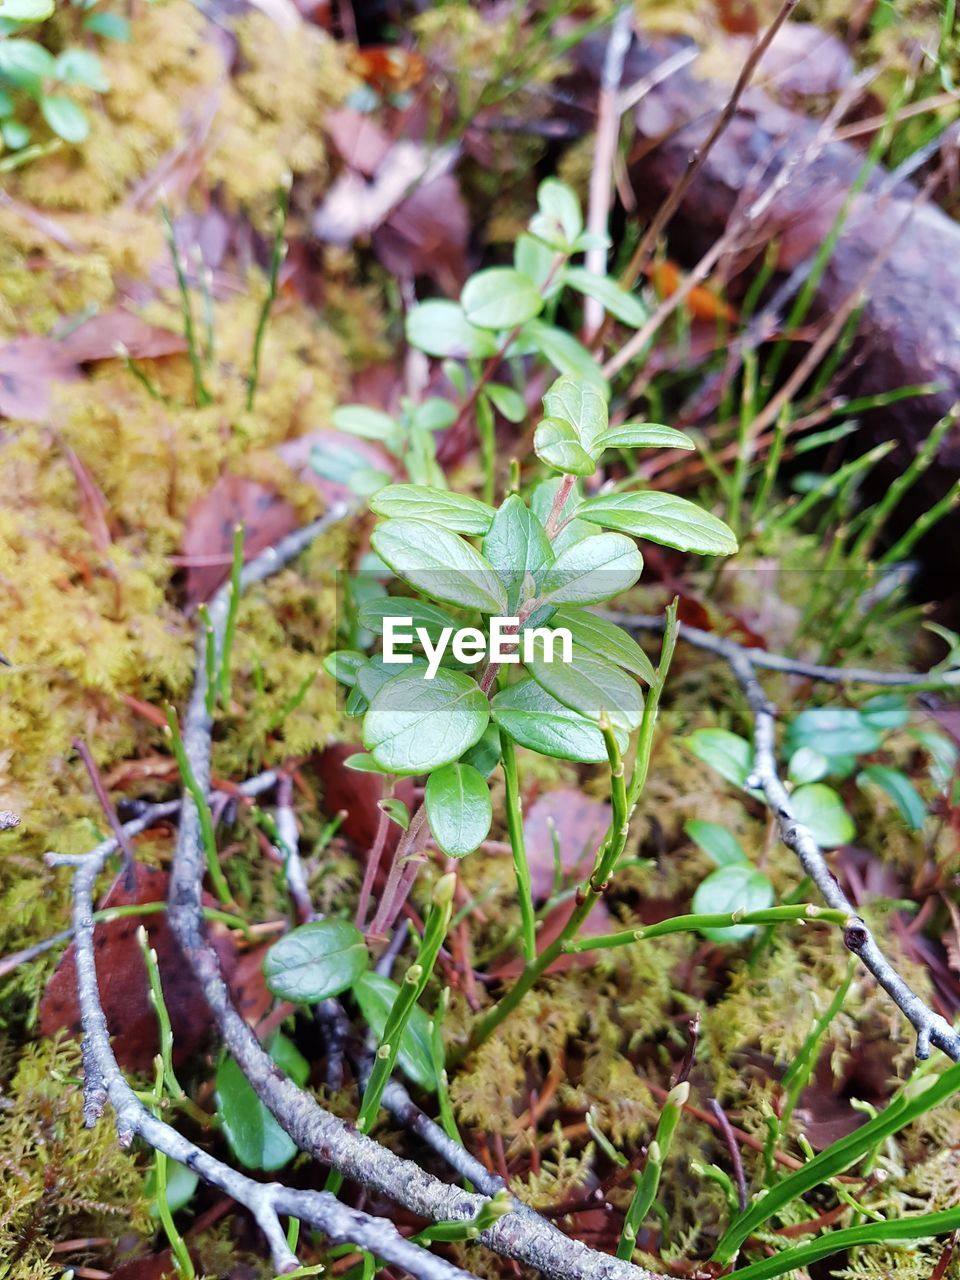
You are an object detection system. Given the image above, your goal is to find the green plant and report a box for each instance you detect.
[0,0,125,161]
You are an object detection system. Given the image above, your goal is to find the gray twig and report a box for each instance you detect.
[163,504,656,1280]
[610,611,960,1061]
[49,828,477,1280]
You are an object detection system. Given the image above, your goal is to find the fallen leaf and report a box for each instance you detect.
[276,428,394,505]
[59,309,186,363]
[0,336,79,420]
[523,788,612,901]
[181,475,299,606]
[39,862,234,1073]
[326,108,394,177]
[111,1250,178,1280]
[316,744,415,853]
[374,172,469,291]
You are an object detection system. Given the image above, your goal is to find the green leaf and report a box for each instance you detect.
[684,820,748,867]
[858,693,909,730]
[379,796,410,829]
[310,438,376,486]
[539,532,642,605]
[561,266,647,327]
[405,300,498,358]
[363,667,490,774]
[693,865,775,942]
[534,418,596,477]
[323,649,366,687]
[685,728,753,788]
[787,746,830,785]
[459,722,502,777]
[542,374,608,453]
[347,466,391,496]
[0,37,53,85]
[1,118,29,148]
[0,90,13,118]
[357,655,429,701]
[485,382,527,423]
[372,518,508,614]
[343,752,388,773]
[82,11,130,39]
[358,597,464,644]
[0,0,53,19]
[482,494,553,611]
[514,232,560,296]
[595,423,694,452]
[410,397,457,432]
[550,607,656,685]
[522,319,608,391]
[461,267,544,330]
[577,492,738,556]
[533,177,582,246]
[216,1036,304,1170]
[264,919,369,1003]
[53,48,109,90]
[491,677,625,763]
[40,95,88,143]
[370,484,495,535]
[331,404,401,445]
[858,765,926,831]
[791,784,855,847]
[425,762,492,857]
[525,640,643,732]
[786,707,883,758]
[354,972,437,1090]
[147,1160,198,1217]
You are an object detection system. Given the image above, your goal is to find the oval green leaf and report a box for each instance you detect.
[577,491,738,556]
[539,532,643,605]
[482,494,554,611]
[562,266,648,327]
[40,95,89,143]
[858,765,926,832]
[372,518,508,614]
[684,819,748,868]
[521,319,608,392]
[425,762,492,857]
[331,404,401,445]
[693,864,775,942]
[534,418,596,476]
[363,667,490,775]
[596,423,694,451]
[550,607,656,685]
[405,300,498,358]
[263,919,369,1004]
[461,267,544,331]
[370,485,495,535]
[354,971,437,1091]
[685,728,753,788]
[791,783,855,848]
[491,677,626,763]
[525,640,643,732]
[542,374,608,452]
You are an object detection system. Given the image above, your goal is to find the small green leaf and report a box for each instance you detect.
[343,752,388,773]
[0,90,14,118]
[858,694,909,730]
[491,677,626,763]
[522,319,608,391]
[405,300,498,358]
[310,438,377,486]
[858,765,926,831]
[539,532,643,605]
[562,266,648,327]
[791,784,855,848]
[357,655,429,702]
[379,797,410,829]
[486,382,527,423]
[425,762,492,857]
[459,723,502,777]
[323,649,366,688]
[1,118,30,148]
[216,1036,304,1170]
[264,919,369,1003]
[786,707,882,758]
[147,1160,198,1217]
[354,972,437,1090]
[0,38,55,84]
[482,494,553,611]
[685,728,753,788]
[461,267,544,331]
[331,404,401,445]
[577,492,738,556]
[370,484,495,535]
[372,518,508,614]
[40,95,89,143]
[542,374,608,453]
[411,397,457,432]
[533,177,582,246]
[525,640,643,732]
[514,232,560,295]
[685,820,748,867]
[596,423,694,452]
[0,0,53,20]
[534,418,596,476]
[787,746,830,785]
[358,597,464,644]
[83,11,130,39]
[551,607,657,685]
[363,667,490,775]
[693,865,775,942]
[53,48,109,90]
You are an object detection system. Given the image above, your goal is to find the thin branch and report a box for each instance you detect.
[163,505,657,1280]
[609,611,960,1061]
[708,1098,747,1212]
[49,831,477,1280]
[73,738,137,877]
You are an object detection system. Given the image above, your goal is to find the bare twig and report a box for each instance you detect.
[49,828,478,1280]
[708,1098,747,1212]
[163,506,656,1280]
[609,611,960,1061]
[582,2,634,338]
[73,738,137,878]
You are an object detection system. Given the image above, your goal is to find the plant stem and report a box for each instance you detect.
[562,904,850,954]
[160,203,211,407]
[218,523,245,708]
[247,181,290,411]
[500,729,536,964]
